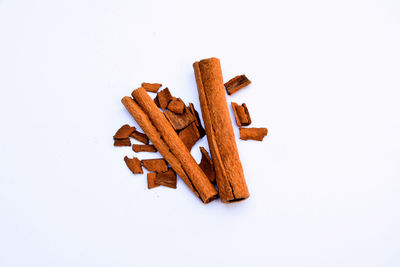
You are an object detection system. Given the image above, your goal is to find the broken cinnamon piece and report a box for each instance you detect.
[167,98,185,114]
[130,130,149,144]
[155,169,177,189]
[154,95,160,108]
[156,87,173,110]
[114,138,131,146]
[239,127,268,141]
[231,102,252,126]
[199,147,216,183]
[224,74,251,95]
[142,82,162,93]
[113,124,136,139]
[188,103,206,138]
[132,144,157,152]
[124,156,143,174]
[147,173,160,189]
[194,57,249,202]
[141,158,168,172]
[178,122,201,151]
[164,106,194,131]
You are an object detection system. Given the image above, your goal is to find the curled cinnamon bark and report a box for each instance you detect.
[239,127,268,141]
[193,57,249,202]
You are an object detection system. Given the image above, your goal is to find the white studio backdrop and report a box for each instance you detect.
[0,0,399,266]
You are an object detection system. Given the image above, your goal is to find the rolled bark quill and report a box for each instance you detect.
[193,58,250,202]
[122,88,218,203]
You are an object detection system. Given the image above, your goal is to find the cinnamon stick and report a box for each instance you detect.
[122,91,217,203]
[239,127,268,141]
[194,57,249,202]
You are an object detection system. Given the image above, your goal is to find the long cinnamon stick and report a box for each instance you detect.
[122,90,218,203]
[193,57,249,202]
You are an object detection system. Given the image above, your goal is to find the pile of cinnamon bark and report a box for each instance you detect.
[113,58,268,203]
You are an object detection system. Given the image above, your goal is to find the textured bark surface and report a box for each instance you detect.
[122,93,218,203]
[132,144,157,152]
[178,122,200,151]
[114,139,131,146]
[199,147,216,183]
[155,169,177,189]
[113,124,136,139]
[167,98,185,114]
[141,82,162,93]
[142,158,169,172]
[193,57,249,202]
[130,130,149,144]
[147,173,159,189]
[124,156,143,174]
[231,102,252,127]
[224,74,251,95]
[239,127,268,141]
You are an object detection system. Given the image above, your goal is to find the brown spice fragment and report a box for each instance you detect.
[224,74,251,95]
[141,158,168,172]
[164,106,194,131]
[147,173,160,189]
[231,102,252,127]
[156,87,173,110]
[155,169,177,189]
[142,82,162,93]
[154,95,160,108]
[113,124,135,139]
[130,130,149,144]
[132,144,157,152]
[239,127,268,141]
[188,103,206,138]
[114,138,131,146]
[167,98,185,114]
[124,156,143,174]
[178,122,201,151]
[199,147,216,183]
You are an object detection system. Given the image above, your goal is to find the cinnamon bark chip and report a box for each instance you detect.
[124,156,143,174]
[141,158,169,172]
[188,103,206,138]
[132,144,157,152]
[231,102,252,127]
[114,124,136,139]
[155,169,177,189]
[178,122,201,151]
[167,98,185,114]
[147,173,160,189]
[199,147,216,183]
[164,106,195,131]
[142,82,162,93]
[224,74,251,95]
[123,89,218,203]
[156,87,173,110]
[239,127,268,141]
[154,95,160,108]
[130,130,149,144]
[114,138,131,146]
[194,57,249,203]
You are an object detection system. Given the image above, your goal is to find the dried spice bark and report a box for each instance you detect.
[178,122,201,151]
[132,144,157,152]
[224,74,251,95]
[155,169,177,189]
[156,88,173,110]
[147,173,160,189]
[164,107,194,131]
[124,156,143,174]
[231,102,252,127]
[194,57,249,202]
[199,147,216,183]
[122,91,218,203]
[141,158,169,172]
[130,130,149,144]
[114,124,136,139]
[239,127,268,141]
[188,103,206,138]
[114,139,131,146]
[167,98,185,114]
[141,82,162,93]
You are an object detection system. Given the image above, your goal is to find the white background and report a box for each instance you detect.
[0,0,399,266]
